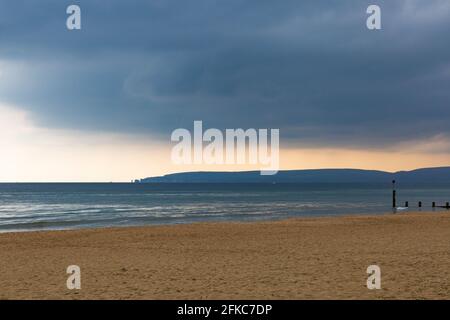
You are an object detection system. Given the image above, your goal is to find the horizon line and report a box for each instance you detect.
[2,165,449,183]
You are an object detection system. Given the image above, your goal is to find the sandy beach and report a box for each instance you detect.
[0,212,449,300]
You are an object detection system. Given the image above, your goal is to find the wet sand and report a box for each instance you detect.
[0,212,449,299]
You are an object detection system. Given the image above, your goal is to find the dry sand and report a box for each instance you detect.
[0,212,449,300]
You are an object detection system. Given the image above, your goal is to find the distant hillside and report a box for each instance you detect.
[139,167,450,183]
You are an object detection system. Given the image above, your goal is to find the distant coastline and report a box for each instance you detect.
[139,166,450,183]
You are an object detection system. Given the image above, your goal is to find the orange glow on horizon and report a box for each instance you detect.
[1,104,450,182]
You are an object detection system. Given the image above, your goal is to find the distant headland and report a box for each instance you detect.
[138,167,450,183]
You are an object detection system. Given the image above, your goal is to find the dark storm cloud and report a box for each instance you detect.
[1,0,450,148]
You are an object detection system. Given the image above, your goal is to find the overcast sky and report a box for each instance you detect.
[1,0,450,181]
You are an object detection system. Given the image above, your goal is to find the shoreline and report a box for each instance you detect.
[1,211,449,299]
[1,209,446,235]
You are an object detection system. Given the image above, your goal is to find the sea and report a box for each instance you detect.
[0,183,449,232]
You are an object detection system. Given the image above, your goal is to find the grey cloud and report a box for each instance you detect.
[0,0,450,149]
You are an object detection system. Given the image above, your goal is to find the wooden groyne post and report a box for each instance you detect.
[392,180,396,208]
